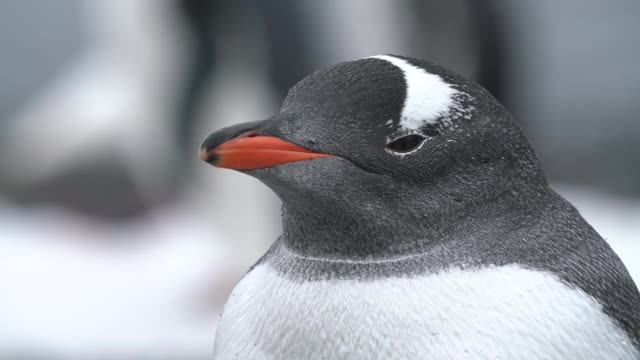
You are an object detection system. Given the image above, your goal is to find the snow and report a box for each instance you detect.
[0,203,231,358]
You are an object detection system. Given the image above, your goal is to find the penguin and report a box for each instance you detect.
[200,55,640,359]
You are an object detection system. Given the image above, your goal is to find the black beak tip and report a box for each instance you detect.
[199,133,219,163]
[199,120,265,164]
[199,147,218,164]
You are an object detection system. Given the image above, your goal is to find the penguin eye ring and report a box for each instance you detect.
[386,134,426,153]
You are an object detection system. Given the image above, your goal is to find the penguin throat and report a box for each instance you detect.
[278,183,528,261]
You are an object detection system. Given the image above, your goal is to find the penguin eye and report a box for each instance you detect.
[386,135,425,153]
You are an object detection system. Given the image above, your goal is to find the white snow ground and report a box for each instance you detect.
[0,202,233,359]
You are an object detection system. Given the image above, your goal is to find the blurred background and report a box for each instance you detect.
[0,0,638,358]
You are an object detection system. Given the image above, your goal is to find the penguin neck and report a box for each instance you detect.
[279,169,548,261]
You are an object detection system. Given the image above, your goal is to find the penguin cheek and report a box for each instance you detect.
[245,157,371,197]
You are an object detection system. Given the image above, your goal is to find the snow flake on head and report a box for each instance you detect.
[385,119,394,128]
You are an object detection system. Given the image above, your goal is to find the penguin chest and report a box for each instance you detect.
[213,263,638,360]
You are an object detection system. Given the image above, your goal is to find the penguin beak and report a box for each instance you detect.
[200,131,332,170]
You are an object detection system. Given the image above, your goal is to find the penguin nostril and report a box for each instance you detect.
[386,135,425,153]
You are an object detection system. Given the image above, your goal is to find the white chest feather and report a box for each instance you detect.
[214,264,638,360]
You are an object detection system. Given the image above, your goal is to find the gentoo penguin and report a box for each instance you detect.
[200,55,640,359]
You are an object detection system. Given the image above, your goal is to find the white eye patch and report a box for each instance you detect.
[370,55,473,131]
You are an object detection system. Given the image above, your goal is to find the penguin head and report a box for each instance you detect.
[201,55,546,256]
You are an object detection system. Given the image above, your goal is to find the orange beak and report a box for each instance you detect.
[200,133,332,170]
